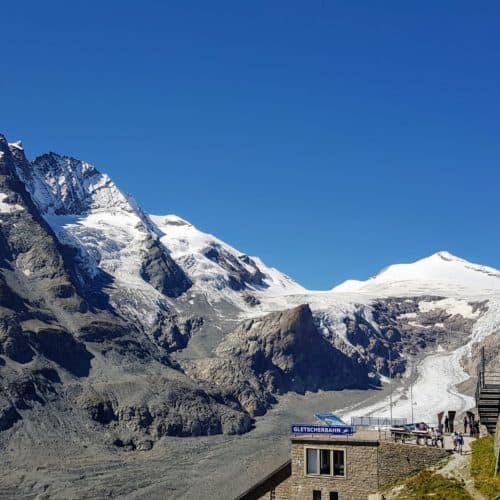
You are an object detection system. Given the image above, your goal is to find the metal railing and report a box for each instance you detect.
[477,346,500,390]
[483,372,500,386]
[350,416,407,428]
[475,347,500,433]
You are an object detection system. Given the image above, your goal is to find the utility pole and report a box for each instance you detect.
[389,349,393,425]
[410,379,414,423]
[410,362,415,424]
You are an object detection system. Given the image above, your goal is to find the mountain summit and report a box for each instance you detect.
[332,251,500,294]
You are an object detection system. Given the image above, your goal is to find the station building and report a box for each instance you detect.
[236,429,448,500]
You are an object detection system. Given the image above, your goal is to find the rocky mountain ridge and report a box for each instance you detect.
[1,134,498,449]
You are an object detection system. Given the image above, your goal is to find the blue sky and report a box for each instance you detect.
[2,1,499,289]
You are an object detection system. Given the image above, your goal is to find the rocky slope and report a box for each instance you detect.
[186,304,373,416]
[1,133,499,451]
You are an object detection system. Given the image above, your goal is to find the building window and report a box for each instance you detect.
[307,447,319,474]
[313,490,322,500]
[320,449,331,475]
[305,448,346,478]
[329,493,339,500]
[333,450,345,477]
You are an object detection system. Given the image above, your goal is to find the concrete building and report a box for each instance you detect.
[236,430,448,500]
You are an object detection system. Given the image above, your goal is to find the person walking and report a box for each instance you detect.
[457,433,464,455]
[463,415,468,434]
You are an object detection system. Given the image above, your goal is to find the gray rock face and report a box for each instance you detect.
[333,296,484,378]
[140,234,192,298]
[203,247,266,291]
[153,314,204,352]
[0,137,85,313]
[187,305,373,416]
[75,376,253,438]
[0,397,21,431]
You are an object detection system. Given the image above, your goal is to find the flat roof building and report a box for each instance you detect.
[237,430,448,500]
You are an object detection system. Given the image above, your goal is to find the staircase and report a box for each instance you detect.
[475,347,500,434]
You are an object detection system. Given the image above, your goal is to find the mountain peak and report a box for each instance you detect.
[333,251,500,294]
[14,150,134,216]
[430,250,464,262]
[8,140,24,151]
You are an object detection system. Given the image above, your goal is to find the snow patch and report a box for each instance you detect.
[8,141,23,150]
[0,193,24,213]
[419,298,479,318]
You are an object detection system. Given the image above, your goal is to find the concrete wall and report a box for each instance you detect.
[377,442,448,487]
[290,439,379,500]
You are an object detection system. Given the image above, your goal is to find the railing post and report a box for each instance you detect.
[481,346,485,388]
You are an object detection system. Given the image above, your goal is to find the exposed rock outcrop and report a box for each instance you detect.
[186,305,373,416]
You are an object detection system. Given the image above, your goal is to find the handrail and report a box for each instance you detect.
[475,347,500,411]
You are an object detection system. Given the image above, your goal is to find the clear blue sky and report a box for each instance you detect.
[2,1,499,289]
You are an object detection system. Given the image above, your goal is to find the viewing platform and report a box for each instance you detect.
[475,347,500,434]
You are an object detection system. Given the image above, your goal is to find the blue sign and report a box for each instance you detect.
[291,424,354,435]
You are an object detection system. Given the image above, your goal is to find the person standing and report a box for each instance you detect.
[463,415,468,434]
[474,420,480,438]
[457,433,464,455]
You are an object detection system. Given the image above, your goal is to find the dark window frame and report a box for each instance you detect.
[305,447,346,478]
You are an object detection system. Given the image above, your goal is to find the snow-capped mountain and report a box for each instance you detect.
[151,214,305,297]
[12,144,302,308]
[14,150,135,215]
[1,133,499,452]
[332,251,500,295]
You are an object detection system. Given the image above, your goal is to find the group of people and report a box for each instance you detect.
[463,415,480,438]
[441,414,479,437]
[429,427,444,448]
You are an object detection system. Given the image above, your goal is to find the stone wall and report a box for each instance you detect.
[244,437,450,500]
[256,476,291,500]
[238,460,291,500]
[290,439,379,500]
[377,442,448,487]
